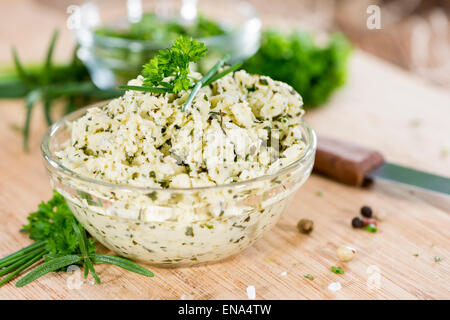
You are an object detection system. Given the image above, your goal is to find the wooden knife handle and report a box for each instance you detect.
[314,136,385,186]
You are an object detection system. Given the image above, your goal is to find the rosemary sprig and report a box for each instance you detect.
[15,255,82,287]
[24,89,41,151]
[2,30,121,150]
[71,219,100,284]
[43,30,59,87]
[11,47,31,88]
[92,254,154,277]
[42,30,59,125]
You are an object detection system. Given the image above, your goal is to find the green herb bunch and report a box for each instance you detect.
[118,36,242,111]
[0,191,153,287]
[244,30,352,108]
[95,13,226,41]
[22,192,96,257]
[0,30,121,150]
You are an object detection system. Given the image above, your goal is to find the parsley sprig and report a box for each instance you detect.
[118,37,242,112]
[0,191,153,288]
[142,37,207,92]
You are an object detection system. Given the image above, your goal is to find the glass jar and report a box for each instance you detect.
[74,0,261,89]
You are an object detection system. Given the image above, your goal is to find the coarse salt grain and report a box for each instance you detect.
[180,295,186,300]
[66,265,79,273]
[247,285,256,299]
[280,271,287,277]
[328,282,342,292]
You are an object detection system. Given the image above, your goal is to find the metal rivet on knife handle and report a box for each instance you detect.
[313,136,385,186]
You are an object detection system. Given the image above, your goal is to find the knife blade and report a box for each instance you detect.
[367,162,450,195]
[313,136,450,195]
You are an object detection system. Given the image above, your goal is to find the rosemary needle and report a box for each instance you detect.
[15,255,82,287]
[93,254,154,277]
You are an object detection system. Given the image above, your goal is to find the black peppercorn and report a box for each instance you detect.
[297,219,314,234]
[360,205,372,218]
[352,217,364,228]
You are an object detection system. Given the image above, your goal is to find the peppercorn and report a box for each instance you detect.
[363,218,377,227]
[360,205,373,218]
[351,217,364,228]
[297,219,314,234]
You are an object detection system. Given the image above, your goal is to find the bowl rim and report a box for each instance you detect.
[77,0,261,50]
[41,101,316,193]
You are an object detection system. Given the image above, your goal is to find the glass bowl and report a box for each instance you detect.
[74,0,261,89]
[41,103,316,267]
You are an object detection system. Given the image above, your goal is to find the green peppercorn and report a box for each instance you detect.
[364,224,378,233]
[361,205,373,218]
[297,219,314,234]
[352,217,364,228]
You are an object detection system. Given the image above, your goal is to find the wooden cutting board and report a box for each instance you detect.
[0,3,449,300]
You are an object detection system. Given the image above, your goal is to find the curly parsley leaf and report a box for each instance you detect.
[119,37,240,111]
[22,190,96,257]
[141,37,207,92]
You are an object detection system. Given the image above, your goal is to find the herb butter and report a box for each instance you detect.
[56,70,306,189]
[49,69,315,266]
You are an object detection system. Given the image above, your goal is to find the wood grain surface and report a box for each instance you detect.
[0,1,449,300]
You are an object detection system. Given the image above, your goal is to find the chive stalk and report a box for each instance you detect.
[182,54,229,112]
[0,249,47,287]
[0,247,46,272]
[0,240,46,265]
[203,61,242,87]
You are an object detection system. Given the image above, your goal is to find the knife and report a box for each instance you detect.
[314,136,450,195]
